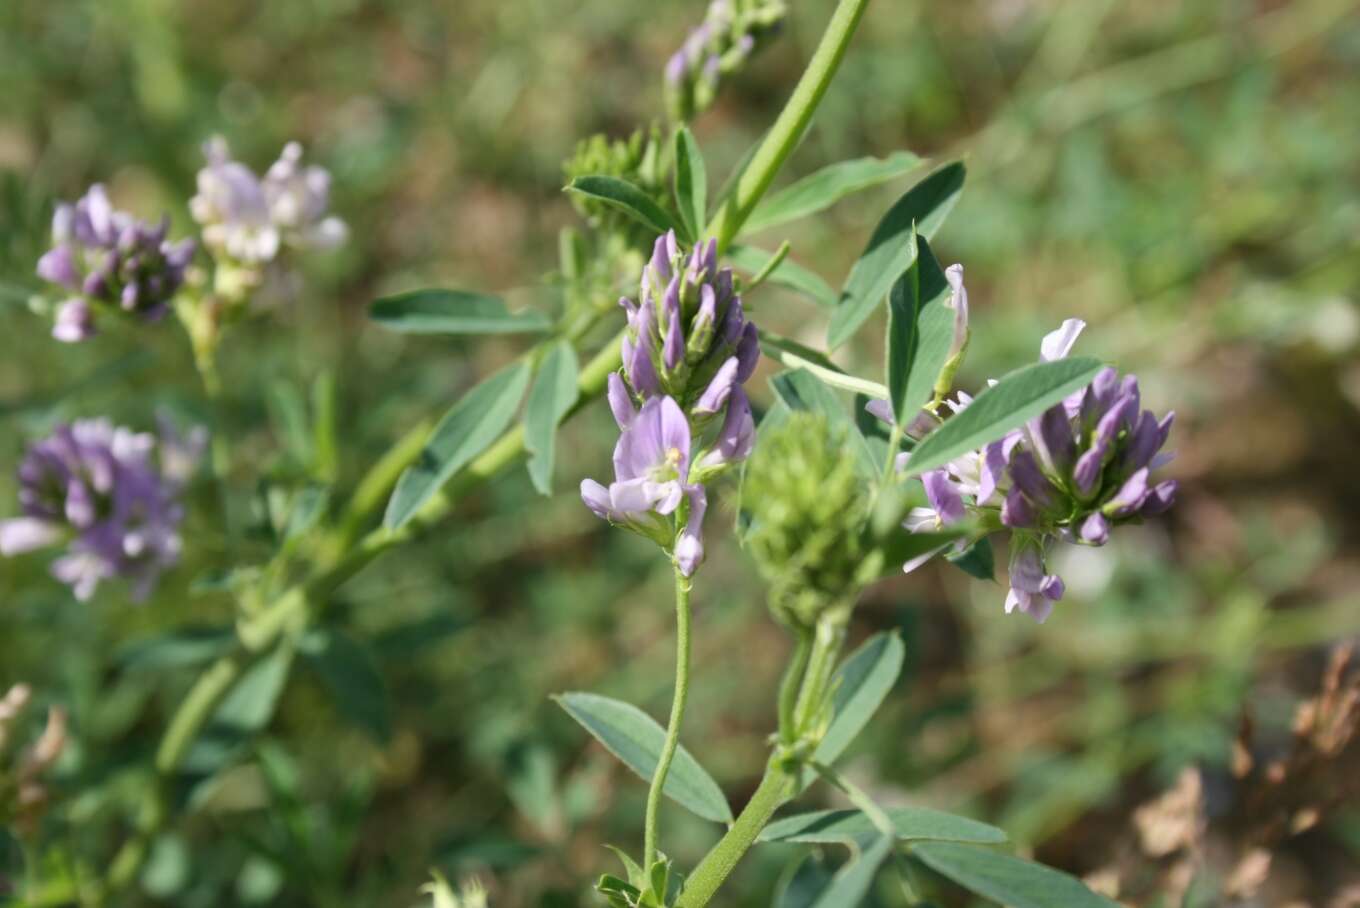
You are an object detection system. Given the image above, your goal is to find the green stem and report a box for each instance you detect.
[792,610,847,736]
[675,760,797,908]
[777,626,813,744]
[710,0,873,253]
[642,567,693,870]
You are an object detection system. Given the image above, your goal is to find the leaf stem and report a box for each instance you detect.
[643,566,693,870]
[710,0,873,253]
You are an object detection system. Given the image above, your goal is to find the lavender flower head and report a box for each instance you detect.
[190,137,346,297]
[0,419,204,601]
[665,0,788,121]
[581,231,759,576]
[35,185,195,343]
[882,312,1177,623]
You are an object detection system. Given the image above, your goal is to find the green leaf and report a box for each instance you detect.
[946,537,994,580]
[911,842,1119,908]
[673,127,707,241]
[369,289,552,335]
[808,835,895,908]
[117,627,235,671]
[886,234,953,425]
[728,245,836,309]
[299,628,391,743]
[744,151,925,235]
[769,369,879,480]
[524,340,580,495]
[385,360,532,530]
[760,332,888,399]
[903,357,1103,477]
[774,853,834,908]
[827,162,966,350]
[212,646,293,734]
[760,807,1007,846]
[553,692,733,824]
[870,527,968,579]
[566,175,684,240]
[806,632,905,781]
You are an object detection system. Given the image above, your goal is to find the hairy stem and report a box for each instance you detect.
[675,760,797,908]
[643,568,693,870]
[777,626,813,744]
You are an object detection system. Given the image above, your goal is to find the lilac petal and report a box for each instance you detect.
[614,398,667,480]
[1040,318,1085,361]
[51,550,112,602]
[52,300,95,343]
[1140,479,1178,516]
[1104,467,1149,516]
[1009,450,1063,511]
[1121,410,1162,472]
[37,245,80,289]
[1079,512,1110,545]
[1157,411,1175,446]
[609,477,668,514]
[1001,486,1036,528]
[978,432,1021,503]
[694,356,739,415]
[675,485,708,577]
[1092,394,1136,453]
[696,387,754,472]
[1038,574,1065,600]
[663,303,684,371]
[735,322,759,381]
[1072,447,1106,498]
[625,312,661,397]
[656,395,692,476]
[1030,404,1076,475]
[666,49,688,85]
[0,518,62,555]
[1006,587,1055,623]
[865,398,894,426]
[64,479,96,527]
[606,373,636,430]
[619,295,638,320]
[922,470,965,525]
[944,264,969,358]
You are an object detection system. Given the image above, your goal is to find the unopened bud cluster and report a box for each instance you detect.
[742,412,869,628]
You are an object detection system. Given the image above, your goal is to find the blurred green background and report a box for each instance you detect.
[2,0,1359,905]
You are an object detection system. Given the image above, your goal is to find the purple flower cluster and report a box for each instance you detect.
[891,315,1177,623]
[581,231,758,576]
[35,185,196,343]
[190,137,346,272]
[0,419,203,601]
[665,0,787,121]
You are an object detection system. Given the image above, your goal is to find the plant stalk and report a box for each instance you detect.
[643,567,693,870]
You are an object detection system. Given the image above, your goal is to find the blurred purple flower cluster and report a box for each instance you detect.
[35,185,196,343]
[0,418,204,601]
[582,231,758,576]
[190,137,347,268]
[665,0,787,121]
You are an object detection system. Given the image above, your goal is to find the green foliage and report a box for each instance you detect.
[805,633,904,778]
[385,360,532,530]
[563,126,667,233]
[828,162,966,349]
[523,340,580,495]
[743,151,924,235]
[553,692,732,824]
[566,174,683,241]
[370,290,552,335]
[759,806,1006,845]
[886,234,953,424]
[911,842,1119,907]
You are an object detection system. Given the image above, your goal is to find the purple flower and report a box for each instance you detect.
[1,419,201,601]
[581,397,709,576]
[1002,368,1176,533]
[35,185,195,342]
[190,137,346,267]
[1004,540,1065,623]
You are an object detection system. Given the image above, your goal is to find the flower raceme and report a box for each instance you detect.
[0,419,203,601]
[665,0,788,122]
[582,232,759,576]
[880,309,1177,622]
[35,185,196,343]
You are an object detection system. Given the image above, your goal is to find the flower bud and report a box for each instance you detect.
[742,412,869,628]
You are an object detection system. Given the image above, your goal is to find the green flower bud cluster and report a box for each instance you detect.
[563,125,666,234]
[741,412,870,629]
